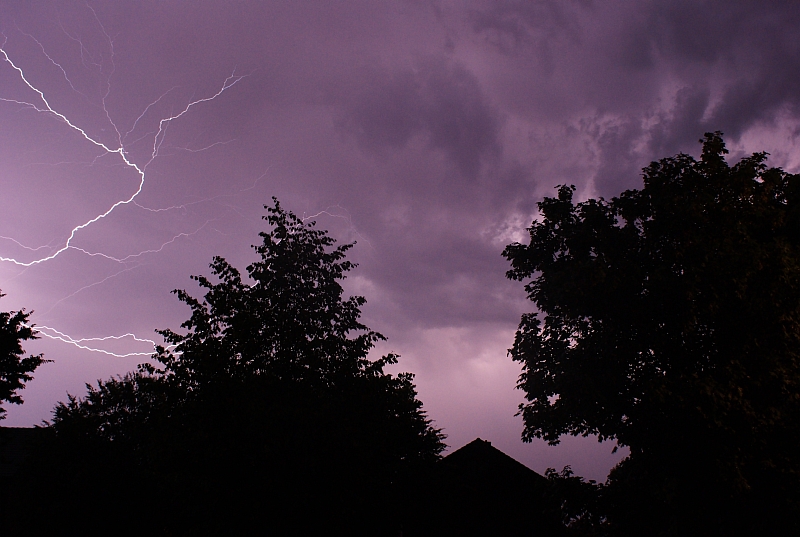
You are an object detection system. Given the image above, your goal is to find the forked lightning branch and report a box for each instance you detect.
[0,19,246,358]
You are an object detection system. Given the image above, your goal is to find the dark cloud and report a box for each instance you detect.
[469,0,585,60]
[645,1,800,138]
[466,0,800,159]
[331,57,502,178]
[2,0,800,480]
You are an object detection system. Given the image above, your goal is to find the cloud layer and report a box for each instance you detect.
[2,0,799,480]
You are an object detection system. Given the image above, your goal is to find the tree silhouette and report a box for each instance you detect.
[14,199,443,536]
[504,133,800,535]
[0,292,47,420]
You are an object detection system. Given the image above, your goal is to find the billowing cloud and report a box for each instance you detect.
[2,0,799,480]
[332,57,502,178]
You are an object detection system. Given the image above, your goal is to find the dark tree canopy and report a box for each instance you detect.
[152,197,400,393]
[504,133,800,535]
[0,292,47,419]
[14,199,443,536]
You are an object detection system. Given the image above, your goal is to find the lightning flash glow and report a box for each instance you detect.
[0,14,246,358]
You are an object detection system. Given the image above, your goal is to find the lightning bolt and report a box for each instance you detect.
[0,37,247,267]
[39,265,141,318]
[0,235,57,253]
[303,205,376,252]
[69,220,214,264]
[15,25,91,101]
[0,11,249,359]
[32,324,177,358]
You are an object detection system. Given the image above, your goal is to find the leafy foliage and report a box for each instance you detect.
[26,199,444,535]
[544,466,605,536]
[504,133,800,534]
[0,292,48,419]
[152,197,401,392]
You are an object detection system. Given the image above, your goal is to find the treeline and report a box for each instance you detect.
[3,202,447,535]
[2,134,800,536]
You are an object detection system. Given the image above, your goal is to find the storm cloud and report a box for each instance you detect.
[2,0,799,480]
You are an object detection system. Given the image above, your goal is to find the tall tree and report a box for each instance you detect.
[503,133,800,535]
[0,292,47,419]
[35,199,443,536]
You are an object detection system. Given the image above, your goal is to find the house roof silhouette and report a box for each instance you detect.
[404,438,563,537]
[441,437,547,488]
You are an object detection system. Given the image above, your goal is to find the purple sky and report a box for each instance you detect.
[2,1,800,481]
